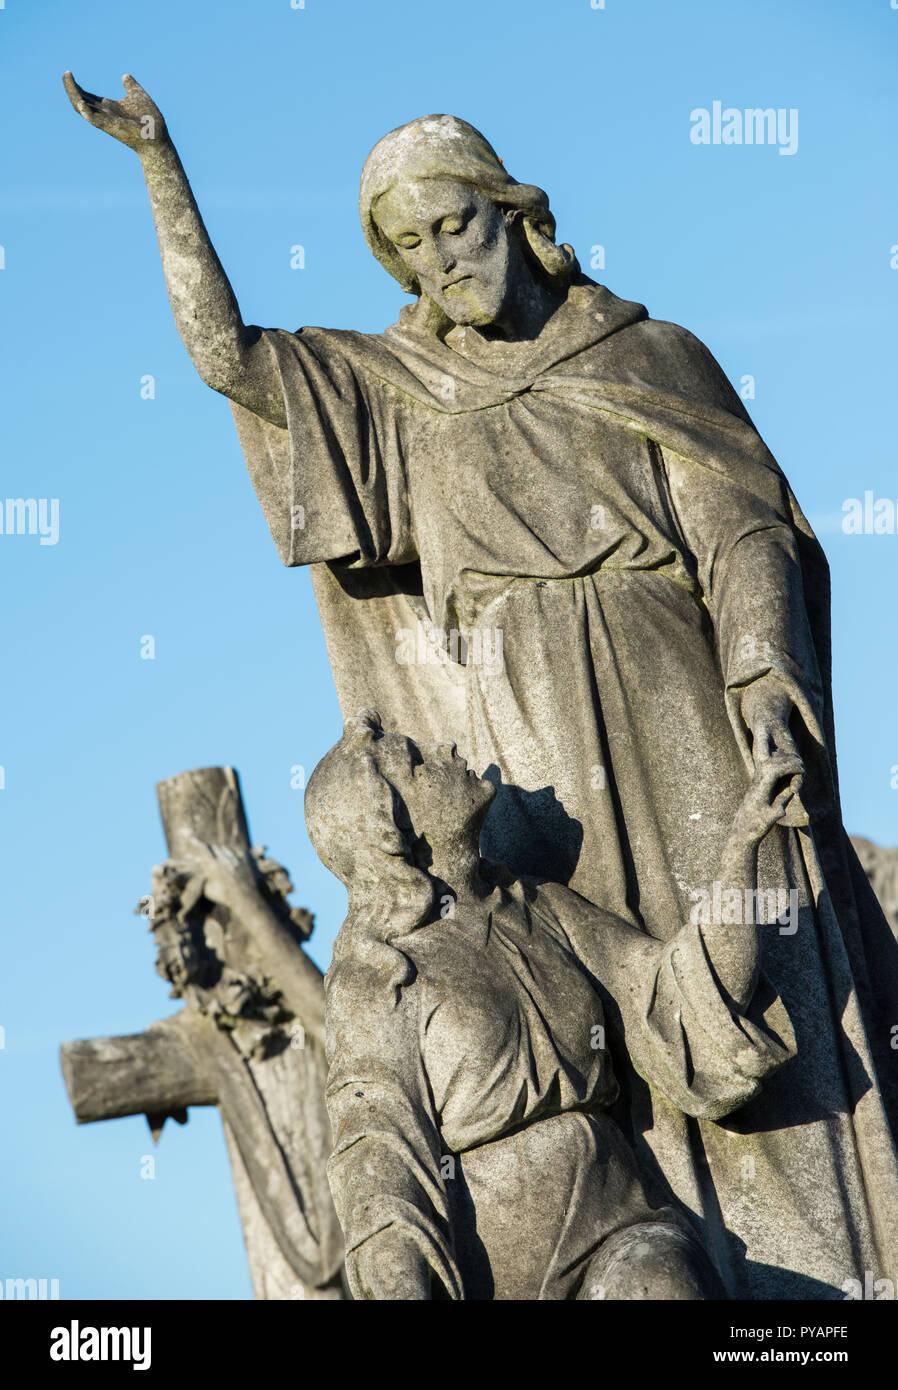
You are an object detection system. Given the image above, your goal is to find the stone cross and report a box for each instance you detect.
[60,767,345,1301]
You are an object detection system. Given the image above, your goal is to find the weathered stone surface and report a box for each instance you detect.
[308,712,805,1300]
[60,766,345,1301]
[851,837,898,940]
[60,1030,215,1125]
[63,82,898,1301]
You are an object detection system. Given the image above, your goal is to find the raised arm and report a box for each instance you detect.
[63,72,286,426]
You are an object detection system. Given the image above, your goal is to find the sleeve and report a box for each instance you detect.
[230,327,417,570]
[659,442,827,768]
[547,887,796,1122]
[324,961,464,1300]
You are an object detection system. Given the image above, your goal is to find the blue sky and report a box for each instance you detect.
[1,0,896,1299]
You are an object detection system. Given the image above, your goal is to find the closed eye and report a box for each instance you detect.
[438,206,475,236]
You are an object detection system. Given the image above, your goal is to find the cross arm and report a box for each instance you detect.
[60,1016,217,1126]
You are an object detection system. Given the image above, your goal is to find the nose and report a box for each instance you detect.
[431,236,457,276]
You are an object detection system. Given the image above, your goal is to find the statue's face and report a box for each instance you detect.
[374,177,518,326]
[372,729,495,844]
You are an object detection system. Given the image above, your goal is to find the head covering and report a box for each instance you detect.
[359,114,560,294]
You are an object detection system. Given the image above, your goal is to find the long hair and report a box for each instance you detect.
[305,710,435,1002]
[359,114,580,330]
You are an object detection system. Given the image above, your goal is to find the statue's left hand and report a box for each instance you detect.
[740,674,808,826]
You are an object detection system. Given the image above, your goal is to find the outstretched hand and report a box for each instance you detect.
[62,72,167,154]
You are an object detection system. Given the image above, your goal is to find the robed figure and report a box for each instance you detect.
[64,79,898,1298]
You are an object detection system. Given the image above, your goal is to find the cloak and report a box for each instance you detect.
[230,279,898,1297]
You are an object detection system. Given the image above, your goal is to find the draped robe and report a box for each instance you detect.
[230,278,898,1297]
[326,876,792,1300]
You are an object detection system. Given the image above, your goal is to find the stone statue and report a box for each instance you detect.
[307,710,800,1299]
[60,767,345,1301]
[63,76,898,1298]
[851,837,898,941]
